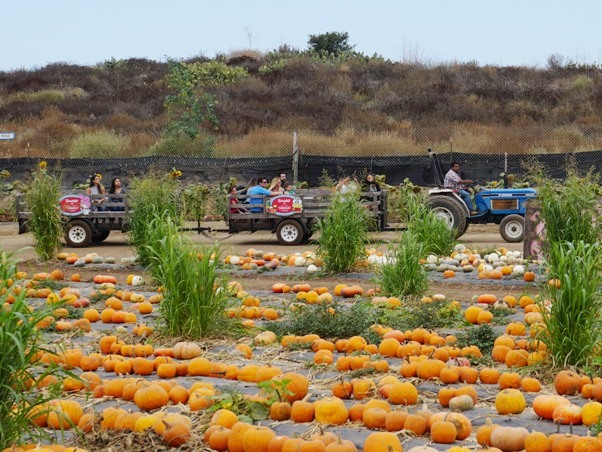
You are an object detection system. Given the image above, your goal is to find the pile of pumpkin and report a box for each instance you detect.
[203,415,405,452]
[224,249,323,273]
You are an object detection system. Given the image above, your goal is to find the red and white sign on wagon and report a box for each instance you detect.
[59,194,91,216]
[266,195,303,216]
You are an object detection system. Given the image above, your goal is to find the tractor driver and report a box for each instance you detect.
[444,161,478,215]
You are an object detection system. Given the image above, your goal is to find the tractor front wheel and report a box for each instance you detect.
[499,214,525,242]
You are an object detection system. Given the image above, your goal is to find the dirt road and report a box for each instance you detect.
[0,221,523,261]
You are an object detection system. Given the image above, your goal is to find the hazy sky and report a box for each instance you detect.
[3,0,601,71]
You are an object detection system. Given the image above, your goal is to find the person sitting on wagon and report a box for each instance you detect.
[108,177,126,211]
[86,173,107,211]
[283,182,295,194]
[247,177,280,212]
[269,177,285,194]
[362,173,381,193]
[228,185,248,214]
[444,161,477,215]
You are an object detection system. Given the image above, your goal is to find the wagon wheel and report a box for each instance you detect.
[65,220,92,247]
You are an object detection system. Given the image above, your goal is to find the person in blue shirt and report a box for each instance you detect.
[247,177,279,212]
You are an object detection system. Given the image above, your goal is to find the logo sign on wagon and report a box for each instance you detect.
[266,195,302,216]
[59,194,91,216]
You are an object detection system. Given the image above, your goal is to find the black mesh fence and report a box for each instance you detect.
[2,150,602,190]
[2,125,602,188]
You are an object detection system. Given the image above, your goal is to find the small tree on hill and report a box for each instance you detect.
[164,60,248,140]
[307,32,354,57]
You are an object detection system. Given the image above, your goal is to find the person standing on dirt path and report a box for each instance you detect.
[247,177,279,212]
[444,161,477,214]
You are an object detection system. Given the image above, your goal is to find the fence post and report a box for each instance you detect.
[292,130,299,184]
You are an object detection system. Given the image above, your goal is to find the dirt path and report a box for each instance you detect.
[0,221,522,262]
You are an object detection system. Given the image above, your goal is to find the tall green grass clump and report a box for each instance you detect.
[24,163,64,261]
[536,167,602,247]
[533,166,602,367]
[536,241,602,367]
[145,214,230,339]
[0,251,64,448]
[317,192,370,272]
[405,189,456,256]
[378,230,428,297]
[127,172,180,267]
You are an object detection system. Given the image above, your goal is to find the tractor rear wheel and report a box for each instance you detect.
[500,214,525,242]
[428,195,468,238]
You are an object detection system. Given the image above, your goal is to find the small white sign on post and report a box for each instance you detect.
[0,132,15,140]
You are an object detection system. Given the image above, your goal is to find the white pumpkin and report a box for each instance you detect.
[511,265,525,276]
[131,275,145,286]
[306,264,319,273]
[230,255,240,265]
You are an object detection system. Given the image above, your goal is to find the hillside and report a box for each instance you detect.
[1,51,602,158]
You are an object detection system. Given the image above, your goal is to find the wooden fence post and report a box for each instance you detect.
[292,130,299,184]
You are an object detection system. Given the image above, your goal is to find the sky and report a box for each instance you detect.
[2,0,601,71]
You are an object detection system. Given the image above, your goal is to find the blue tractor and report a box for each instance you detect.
[427,150,536,242]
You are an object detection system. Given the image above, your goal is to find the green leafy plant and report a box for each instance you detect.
[210,178,236,219]
[180,183,210,223]
[266,301,377,339]
[456,324,498,355]
[318,169,336,188]
[536,241,602,367]
[164,60,248,139]
[208,388,269,422]
[534,164,602,247]
[147,214,230,339]
[24,164,64,261]
[378,231,428,297]
[405,189,456,256]
[307,31,355,57]
[317,192,370,273]
[127,172,180,267]
[378,299,462,331]
[0,251,68,448]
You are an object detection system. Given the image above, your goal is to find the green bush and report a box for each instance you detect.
[536,168,602,248]
[378,299,462,331]
[69,130,129,158]
[146,215,230,339]
[378,230,428,297]
[0,251,67,448]
[536,241,602,367]
[405,189,456,256]
[317,192,370,272]
[24,165,64,261]
[266,301,377,339]
[127,173,180,267]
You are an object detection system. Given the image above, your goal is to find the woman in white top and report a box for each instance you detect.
[86,174,107,209]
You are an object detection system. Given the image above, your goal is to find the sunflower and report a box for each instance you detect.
[169,168,182,179]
